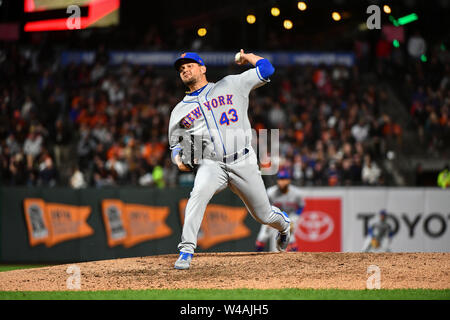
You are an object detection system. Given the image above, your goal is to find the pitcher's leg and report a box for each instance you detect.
[228,153,290,233]
[178,160,228,254]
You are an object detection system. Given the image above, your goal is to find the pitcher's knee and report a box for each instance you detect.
[259,206,290,226]
[271,205,291,223]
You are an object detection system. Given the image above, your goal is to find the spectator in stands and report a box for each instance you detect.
[23,127,43,170]
[105,155,128,184]
[326,162,339,186]
[340,158,353,186]
[313,161,327,186]
[362,154,381,185]
[437,165,450,189]
[9,152,28,185]
[52,119,72,168]
[70,165,87,189]
[77,125,97,170]
[92,155,115,187]
[268,102,287,128]
[21,95,36,121]
[6,133,20,155]
[38,156,58,187]
[351,118,370,143]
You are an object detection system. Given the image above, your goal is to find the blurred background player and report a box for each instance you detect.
[255,169,305,252]
[362,209,394,252]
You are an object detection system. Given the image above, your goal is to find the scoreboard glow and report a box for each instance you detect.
[24,0,120,32]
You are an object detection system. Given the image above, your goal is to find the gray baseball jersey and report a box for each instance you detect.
[168,67,267,159]
[169,64,291,254]
[257,185,305,251]
[362,219,393,252]
[267,184,305,216]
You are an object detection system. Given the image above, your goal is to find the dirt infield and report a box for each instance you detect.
[0,252,449,291]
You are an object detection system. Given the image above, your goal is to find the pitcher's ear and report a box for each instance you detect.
[200,65,207,74]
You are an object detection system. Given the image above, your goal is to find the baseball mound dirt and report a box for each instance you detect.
[0,252,449,291]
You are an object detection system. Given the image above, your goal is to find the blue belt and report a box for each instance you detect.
[223,148,249,163]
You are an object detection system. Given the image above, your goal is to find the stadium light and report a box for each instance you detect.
[246,14,256,24]
[298,2,307,11]
[197,28,207,37]
[393,39,400,48]
[383,5,392,14]
[271,7,280,17]
[332,12,341,21]
[283,19,293,30]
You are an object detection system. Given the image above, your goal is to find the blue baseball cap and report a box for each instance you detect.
[174,52,205,71]
[277,169,292,179]
[380,209,387,216]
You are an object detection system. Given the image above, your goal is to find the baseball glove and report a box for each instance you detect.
[179,134,206,172]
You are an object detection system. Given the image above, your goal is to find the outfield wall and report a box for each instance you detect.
[294,188,450,252]
[0,187,261,263]
[0,187,449,263]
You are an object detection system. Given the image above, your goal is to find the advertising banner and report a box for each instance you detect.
[101,199,172,248]
[289,188,450,252]
[344,188,450,252]
[294,198,342,252]
[23,198,93,247]
[1,187,449,263]
[60,51,355,67]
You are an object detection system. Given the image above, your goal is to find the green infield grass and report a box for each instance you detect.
[0,289,449,300]
[0,264,48,272]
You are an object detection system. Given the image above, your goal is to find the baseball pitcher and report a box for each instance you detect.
[168,50,292,269]
[255,169,305,252]
[362,210,394,252]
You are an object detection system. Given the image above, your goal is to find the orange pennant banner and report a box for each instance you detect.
[44,203,93,247]
[23,198,94,247]
[101,200,172,248]
[179,199,251,249]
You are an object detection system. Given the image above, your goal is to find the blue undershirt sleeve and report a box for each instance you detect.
[255,59,275,80]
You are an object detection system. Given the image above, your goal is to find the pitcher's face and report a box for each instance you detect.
[179,63,206,87]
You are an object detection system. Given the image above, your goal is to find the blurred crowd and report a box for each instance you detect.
[0,45,180,188]
[0,31,448,188]
[251,63,397,187]
[404,53,450,157]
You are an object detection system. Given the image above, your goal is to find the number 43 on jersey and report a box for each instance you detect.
[219,108,238,126]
